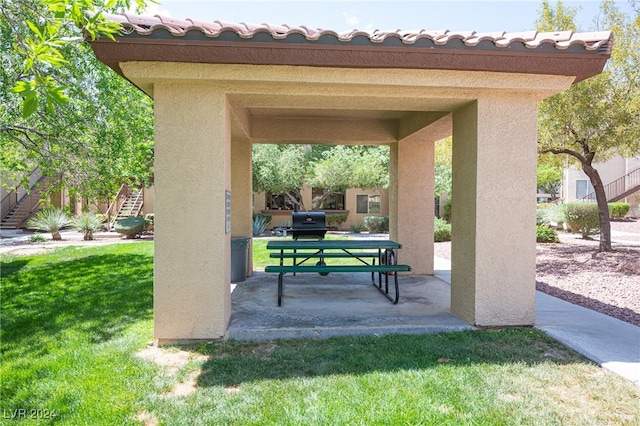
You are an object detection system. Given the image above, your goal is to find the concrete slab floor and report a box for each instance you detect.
[227,271,472,341]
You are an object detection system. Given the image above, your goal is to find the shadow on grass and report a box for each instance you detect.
[191,329,590,388]
[1,246,154,357]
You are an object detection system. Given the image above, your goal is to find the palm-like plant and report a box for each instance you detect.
[26,208,71,241]
[71,212,105,240]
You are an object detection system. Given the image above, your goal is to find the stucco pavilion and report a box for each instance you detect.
[90,14,612,344]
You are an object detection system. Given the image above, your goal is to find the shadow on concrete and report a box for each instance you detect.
[227,271,470,341]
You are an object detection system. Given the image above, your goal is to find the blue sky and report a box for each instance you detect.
[146,0,633,33]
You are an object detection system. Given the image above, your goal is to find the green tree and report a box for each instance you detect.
[252,144,311,211]
[3,0,146,117]
[536,160,564,201]
[537,0,640,251]
[434,137,452,198]
[252,144,389,211]
[306,145,389,210]
[1,0,154,207]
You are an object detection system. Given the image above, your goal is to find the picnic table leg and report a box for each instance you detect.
[392,271,399,304]
[370,256,376,284]
[278,273,284,306]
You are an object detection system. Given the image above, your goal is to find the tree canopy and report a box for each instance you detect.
[537,0,640,251]
[252,144,389,211]
[1,0,153,206]
[434,137,452,198]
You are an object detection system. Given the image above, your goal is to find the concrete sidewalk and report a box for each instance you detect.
[435,256,640,386]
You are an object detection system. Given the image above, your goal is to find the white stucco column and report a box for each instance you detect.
[451,95,538,326]
[396,140,435,274]
[154,84,232,344]
[231,136,254,277]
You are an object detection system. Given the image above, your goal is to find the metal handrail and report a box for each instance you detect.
[128,189,144,217]
[106,184,130,228]
[15,191,45,229]
[1,168,42,219]
[1,191,18,219]
[580,167,640,202]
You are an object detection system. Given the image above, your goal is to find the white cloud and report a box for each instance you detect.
[342,11,360,27]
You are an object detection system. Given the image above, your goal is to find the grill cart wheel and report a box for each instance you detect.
[316,260,329,276]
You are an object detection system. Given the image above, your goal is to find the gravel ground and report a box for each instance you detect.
[435,219,640,327]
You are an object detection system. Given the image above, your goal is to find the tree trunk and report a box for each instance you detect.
[51,231,61,240]
[582,163,612,252]
[285,191,305,211]
[312,190,330,210]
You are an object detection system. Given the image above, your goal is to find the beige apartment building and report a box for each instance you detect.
[562,155,640,216]
[254,186,390,230]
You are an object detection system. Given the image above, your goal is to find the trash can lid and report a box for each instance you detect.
[231,236,250,246]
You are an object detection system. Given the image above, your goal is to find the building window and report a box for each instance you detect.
[356,194,380,214]
[312,188,345,210]
[266,193,299,210]
[575,180,594,199]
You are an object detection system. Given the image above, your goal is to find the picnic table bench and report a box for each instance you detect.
[265,239,411,306]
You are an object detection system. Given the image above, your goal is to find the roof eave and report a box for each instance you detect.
[90,35,610,84]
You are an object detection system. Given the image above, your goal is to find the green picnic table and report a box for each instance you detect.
[265,239,411,306]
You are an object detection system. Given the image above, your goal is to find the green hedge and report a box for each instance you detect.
[434,218,451,242]
[325,213,348,230]
[362,216,389,233]
[563,202,599,238]
[608,202,630,218]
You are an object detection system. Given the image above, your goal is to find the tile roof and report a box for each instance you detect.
[105,13,612,53]
[92,13,613,84]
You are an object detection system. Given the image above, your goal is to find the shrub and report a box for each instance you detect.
[563,202,599,238]
[114,216,145,239]
[326,213,348,230]
[536,203,564,227]
[26,208,71,240]
[144,213,155,231]
[609,202,630,219]
[362,216,389,233]
[434,218,451,242]
[253,215,270,236]
[253,213,272,224]
[536,225,559,243]
[442,199,452,222]
[349,223,363,233]
[28,232,47,243]
[72,212,105,240]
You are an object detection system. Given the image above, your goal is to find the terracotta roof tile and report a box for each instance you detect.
[92,13,612,84]
[108,13,611,53]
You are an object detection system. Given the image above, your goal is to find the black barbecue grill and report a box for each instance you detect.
[291,212,327,240]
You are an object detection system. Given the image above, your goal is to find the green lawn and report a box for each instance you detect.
[253,235,376,269]
[1,243,639,425]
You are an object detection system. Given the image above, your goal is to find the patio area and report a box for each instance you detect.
[227,269,470,341]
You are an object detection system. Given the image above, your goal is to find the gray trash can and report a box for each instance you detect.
[231,237,250,282]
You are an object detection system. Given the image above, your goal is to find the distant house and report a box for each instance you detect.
[254,185,389,230]
[561,155,640,217]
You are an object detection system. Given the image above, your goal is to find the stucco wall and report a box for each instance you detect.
[451,94,539,326]
[117,61,576,337]
[153,83,232,344]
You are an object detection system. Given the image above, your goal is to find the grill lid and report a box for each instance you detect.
[291,212,327,240]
